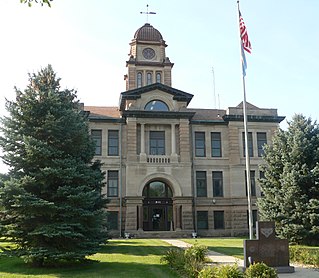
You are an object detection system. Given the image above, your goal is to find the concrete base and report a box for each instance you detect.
[275,266,295,273]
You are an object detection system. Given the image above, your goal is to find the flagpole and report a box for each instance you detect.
[237,0,254,240]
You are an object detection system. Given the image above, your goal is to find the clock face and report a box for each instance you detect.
[142,48,155,59]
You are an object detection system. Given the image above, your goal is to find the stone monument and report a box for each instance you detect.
[244,221,295,273]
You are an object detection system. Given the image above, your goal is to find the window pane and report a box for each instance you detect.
[196,171,207,197]
[91,129,102,156]
[242,132,253,157]
[142,181,172,198]
[195,132,205,157]
[145,100,169,111]
[257,132,267,157]
[107,170,118,197]
[107,211,118,230]
[214,211,224,229]
[197,211,208,229]
[212,171,223,197]
[137,72,143,88]
[108,130,119,156]
[147,72,152,85]
[211,132,222,157]
[150,131,165,155]
[156,72,161,83]
[245,170,256,196]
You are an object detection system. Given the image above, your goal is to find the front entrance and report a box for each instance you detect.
[142,180,173,231]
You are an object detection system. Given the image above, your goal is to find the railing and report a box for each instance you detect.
[147,155,171,164]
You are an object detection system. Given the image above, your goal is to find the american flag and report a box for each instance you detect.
[239,10,252,53]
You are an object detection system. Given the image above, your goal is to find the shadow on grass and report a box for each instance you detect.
[0,257,178,278]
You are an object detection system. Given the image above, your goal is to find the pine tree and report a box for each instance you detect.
[0,65,108,266]
[258,114,319,245]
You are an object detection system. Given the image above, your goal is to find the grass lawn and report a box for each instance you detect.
[0,239,179,278]
[183,237,246,259]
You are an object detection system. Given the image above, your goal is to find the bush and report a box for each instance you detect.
[161,244,208,278]
[289,246,319,267]
[216,264,244,278]
[244,262,277,278]
[198,266,218,278]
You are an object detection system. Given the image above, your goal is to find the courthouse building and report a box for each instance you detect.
[84,23,284,237]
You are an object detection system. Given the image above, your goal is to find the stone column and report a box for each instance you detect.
[171,123,178,162]
[140,123,146,162]
[138,205,144,231]
[175,205,181,231]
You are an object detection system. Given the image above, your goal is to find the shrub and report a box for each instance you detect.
[289,246,319,267]
[216,264,244,278]
[244,262,277,278]
[160,248,185,271]
[198,266,218,278]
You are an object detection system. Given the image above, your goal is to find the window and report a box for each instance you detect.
[242,132,253,157]
[247,209,258,228]
[196,171,207,197]
[156,72,161,83]
[137,72,143,88]
[257,132,267,157]
[108,130,119,156]
[212,171,223,197]
[245,170,256,196]
[195,132,205,157]
[259,171,265,196]
[197,211,208,229]
[211,132,222,157]
[107,170,119,197]
[91,129,102,156]
[107,211,118,230]
[214,211,225,229]
[147,72,152,85]
[150,131,165,155]
[142,181,173,198]
[145,100,169,111]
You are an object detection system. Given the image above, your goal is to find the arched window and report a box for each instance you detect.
[156,72,161,83]
[142,181,173,198]
[147,72,152,85]
[137,72,143,88]
[145,100,169,111]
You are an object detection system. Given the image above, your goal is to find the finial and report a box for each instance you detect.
[140,4,156,23]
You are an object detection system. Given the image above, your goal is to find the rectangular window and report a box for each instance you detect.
[212,171,223,197]
[247,209,258,228]
[150,131,165,155]
[195,132,206,157]
[197,211,208,229]
[107,211,118,230]
[211,132,222,157]
[242,132,253,157]
[245,170,256,196]
[108,130,119,156]
[107,170,119,197]
[196,171,207,197]
[214,211,225,229]
[91,129,102,156]
[257,132,267,157]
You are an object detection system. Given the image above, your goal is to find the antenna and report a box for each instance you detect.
[212,66,216,109]
[140,4,156,23]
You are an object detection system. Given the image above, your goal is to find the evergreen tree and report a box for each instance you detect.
[0,65,108,266]
[258,114,319,245]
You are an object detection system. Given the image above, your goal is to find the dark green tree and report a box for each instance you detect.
[0,65,108,266]
[258,114,319,245]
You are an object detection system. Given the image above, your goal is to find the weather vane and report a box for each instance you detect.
[140,4,156,23]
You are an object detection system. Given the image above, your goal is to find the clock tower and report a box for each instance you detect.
[124,23,174,90]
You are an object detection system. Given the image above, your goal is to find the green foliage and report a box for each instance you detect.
[244,262,277,278]
[161,244,208,278]
[289,245,319,267]
[216,264,243,278]
[258,114,319,245]
[0,65,108,266]
[20,0,52,7]
[198,266,218,278]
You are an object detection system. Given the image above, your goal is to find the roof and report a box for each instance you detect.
[134,23,164,42]
[84,106,122,122]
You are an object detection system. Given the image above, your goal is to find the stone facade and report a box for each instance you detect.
[84,23,285,238]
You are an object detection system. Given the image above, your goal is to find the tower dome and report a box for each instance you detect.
[134,23,164,42]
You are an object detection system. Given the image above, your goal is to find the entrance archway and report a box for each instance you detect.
[142,181,173,231]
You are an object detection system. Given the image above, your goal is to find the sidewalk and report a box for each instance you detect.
[162,239,319,278]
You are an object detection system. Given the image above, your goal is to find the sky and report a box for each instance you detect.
[0,0,318,173]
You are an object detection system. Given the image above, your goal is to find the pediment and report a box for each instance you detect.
[119,83,193,111]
